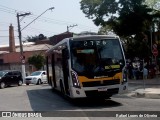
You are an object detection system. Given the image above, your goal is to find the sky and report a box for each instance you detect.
[0,0,99,45]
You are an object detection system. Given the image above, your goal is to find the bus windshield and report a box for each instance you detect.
[70,39,125,77]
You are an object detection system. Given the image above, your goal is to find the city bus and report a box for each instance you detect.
[46,35,128,99]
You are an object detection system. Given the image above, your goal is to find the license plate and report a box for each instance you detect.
[98,87,107,92]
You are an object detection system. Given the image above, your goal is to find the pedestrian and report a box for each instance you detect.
[127,59,133,79]
[143,67,148,79]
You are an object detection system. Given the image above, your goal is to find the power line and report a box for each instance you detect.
[0,36,18,38]
[0,4,98,31]
[0,4,26,14]
[0,4,17,11]
[24,27,56,34]
[21,7,54,31]
[0,30,8,31]
[0,4,99,36]
[0,36,9,37]
[0,9,16,15]
[0,20,56,35]
[25,14,98,30]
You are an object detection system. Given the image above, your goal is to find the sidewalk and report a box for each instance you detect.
[128,77,160,99]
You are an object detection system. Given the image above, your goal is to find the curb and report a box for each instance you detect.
[133,89,160,99]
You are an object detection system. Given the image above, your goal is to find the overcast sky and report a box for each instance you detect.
[0,0,99,45]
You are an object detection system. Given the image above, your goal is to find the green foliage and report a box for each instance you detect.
[98,25,113,35]
[80,0,154,37]
[145,0,160,10]
[125,34,150,59]
[26,34,47,42]
[80,0,160,59]
[80,0,118,26]
[28,54,45,70]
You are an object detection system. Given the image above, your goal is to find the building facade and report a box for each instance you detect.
[0,24,73,75]
[0,24,52,74]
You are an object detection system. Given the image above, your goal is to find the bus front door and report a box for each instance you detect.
[62,48,70,95]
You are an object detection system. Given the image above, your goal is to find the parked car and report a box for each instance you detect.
[25,71,47,85]
[0,70,23,89]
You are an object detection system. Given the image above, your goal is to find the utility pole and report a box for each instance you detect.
[67,24,78,32]
[17,12,31,83]
[17,7,54,83]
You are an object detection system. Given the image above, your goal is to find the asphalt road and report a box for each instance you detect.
[0,84,160,120]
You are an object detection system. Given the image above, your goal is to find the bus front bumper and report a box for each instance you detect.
[70,83,128,98]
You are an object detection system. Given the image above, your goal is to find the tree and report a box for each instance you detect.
[98,25,114,35]
[80,0,160,59]
[145,0,160,31]
[80,0,118,26]
[28,54,45,70]
[145,0,160,10]
[80,0,154,37]
[26,34,47,42]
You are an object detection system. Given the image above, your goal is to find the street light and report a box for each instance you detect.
[21,7,54,31]
[17,7,54,82]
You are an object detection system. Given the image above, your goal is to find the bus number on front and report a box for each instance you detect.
[83,40,107,46]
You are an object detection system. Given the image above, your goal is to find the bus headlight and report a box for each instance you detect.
[71,71,81,88]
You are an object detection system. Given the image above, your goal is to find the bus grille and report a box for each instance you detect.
[85,88,119,97]
[82,79,120,87]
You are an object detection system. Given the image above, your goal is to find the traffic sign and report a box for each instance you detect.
[152,49,158,57]
[153,44,157,50]
[20,55,25,60]
[21,59,25,64]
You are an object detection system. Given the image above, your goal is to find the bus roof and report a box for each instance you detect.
[71,35,119,41]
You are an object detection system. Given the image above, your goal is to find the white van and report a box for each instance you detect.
[25,71,47,85]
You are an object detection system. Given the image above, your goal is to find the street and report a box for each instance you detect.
[0,84,160,120]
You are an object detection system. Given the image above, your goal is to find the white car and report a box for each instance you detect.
[25,71,47,85]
